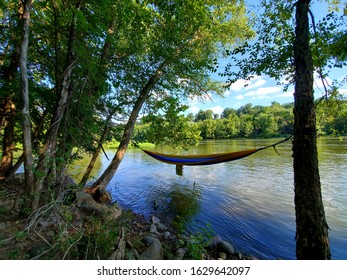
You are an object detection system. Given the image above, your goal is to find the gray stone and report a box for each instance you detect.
[156,222,166,231]
[218,240,235,255]
[112,203,122,220]
[174,248,187,260]
[151,216,160,224]
[76,191,117,220]
[142,236,157,246]
[208,234,223,248]
[150,223,159,234]
[163,231,171,239]
[76,191,91,206]
[139,238,163,260]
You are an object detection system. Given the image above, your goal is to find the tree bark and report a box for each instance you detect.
[88,62,167,193]
[0,47,20,177]
[19,0,35,196]
[0,97,16,177]
[79,113,112,188]
[293,0,330,260]
[6,109,48,177]
[31,1,82,210]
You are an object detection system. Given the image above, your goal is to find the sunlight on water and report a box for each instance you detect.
[76,138,347,260]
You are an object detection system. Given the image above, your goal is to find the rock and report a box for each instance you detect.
[142,236,157,246]
[156,222,166,231]
[111,202,122,220]
[163,231,171,239]
[150,223,159,234]
[151,216,160,224]
[208,234,223,248]
[218,240,235,255]
[76,191,115,220]
[175,248,187,260]
[76,191,93,206]
[139,238,163,260]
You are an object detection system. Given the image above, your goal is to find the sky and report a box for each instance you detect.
[185,1,347,116]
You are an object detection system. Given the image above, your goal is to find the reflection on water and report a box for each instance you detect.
[71,138,347,260]
[68,154,102,183]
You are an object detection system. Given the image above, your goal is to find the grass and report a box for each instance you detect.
[104,140,155,150]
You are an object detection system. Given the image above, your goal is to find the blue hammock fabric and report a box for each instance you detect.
[142,148,259,166]
[142,136,292,167]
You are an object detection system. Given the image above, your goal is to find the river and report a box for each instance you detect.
[72,138,347,260]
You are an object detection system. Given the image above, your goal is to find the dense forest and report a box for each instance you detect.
[132,99,347,148]
[1,0,346,260]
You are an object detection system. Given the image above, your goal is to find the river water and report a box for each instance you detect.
[73,138,346,260]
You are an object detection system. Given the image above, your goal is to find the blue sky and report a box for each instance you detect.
[186,69,347,115]
[185,0,347,116]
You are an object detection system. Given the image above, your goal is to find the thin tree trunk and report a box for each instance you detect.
[88,62,167,193]
[75,17,118,189]
[0,97,15,140]
[79,113,112,187]
[31,2,81,210]
[0,98,16,177]
[19,0,35,195]
[7,109,48,177]
[293,0,330,260]
[0,50,20,176]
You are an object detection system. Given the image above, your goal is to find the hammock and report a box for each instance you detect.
[142,136,292,168]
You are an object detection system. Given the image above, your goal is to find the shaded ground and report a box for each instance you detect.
[0,176,256,260]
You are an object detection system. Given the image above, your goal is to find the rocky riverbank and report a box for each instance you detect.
[0,175,257,260]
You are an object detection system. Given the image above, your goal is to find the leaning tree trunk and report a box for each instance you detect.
[31,2,81,211]
[87,62,167,194]
[19,0,35,196]
[293,0,330,260]
[79,112,113,188]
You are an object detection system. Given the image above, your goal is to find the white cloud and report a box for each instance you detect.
[208,106,224,115]
[188,106,200,114]
[229,79,248,91]
[248,78,266,89]
[235,95,244,100]
[245,86,282,98]
[277,91,294,98]
[228,75,266,92]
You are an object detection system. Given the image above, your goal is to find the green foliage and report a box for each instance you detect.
[192,102,294,139]
[186,224,214,260]
[222,0,346,94]
[316,95,347,136]
[135,96,202,150]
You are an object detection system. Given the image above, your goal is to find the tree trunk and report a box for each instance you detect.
[0,97,16,177]
[0,48,20,177]
[293,0,330,260]
[79,113,112,188]
[88,62,167,193]
[7,109,48,177]
[19,0,35,196]
[31,2,81,210]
